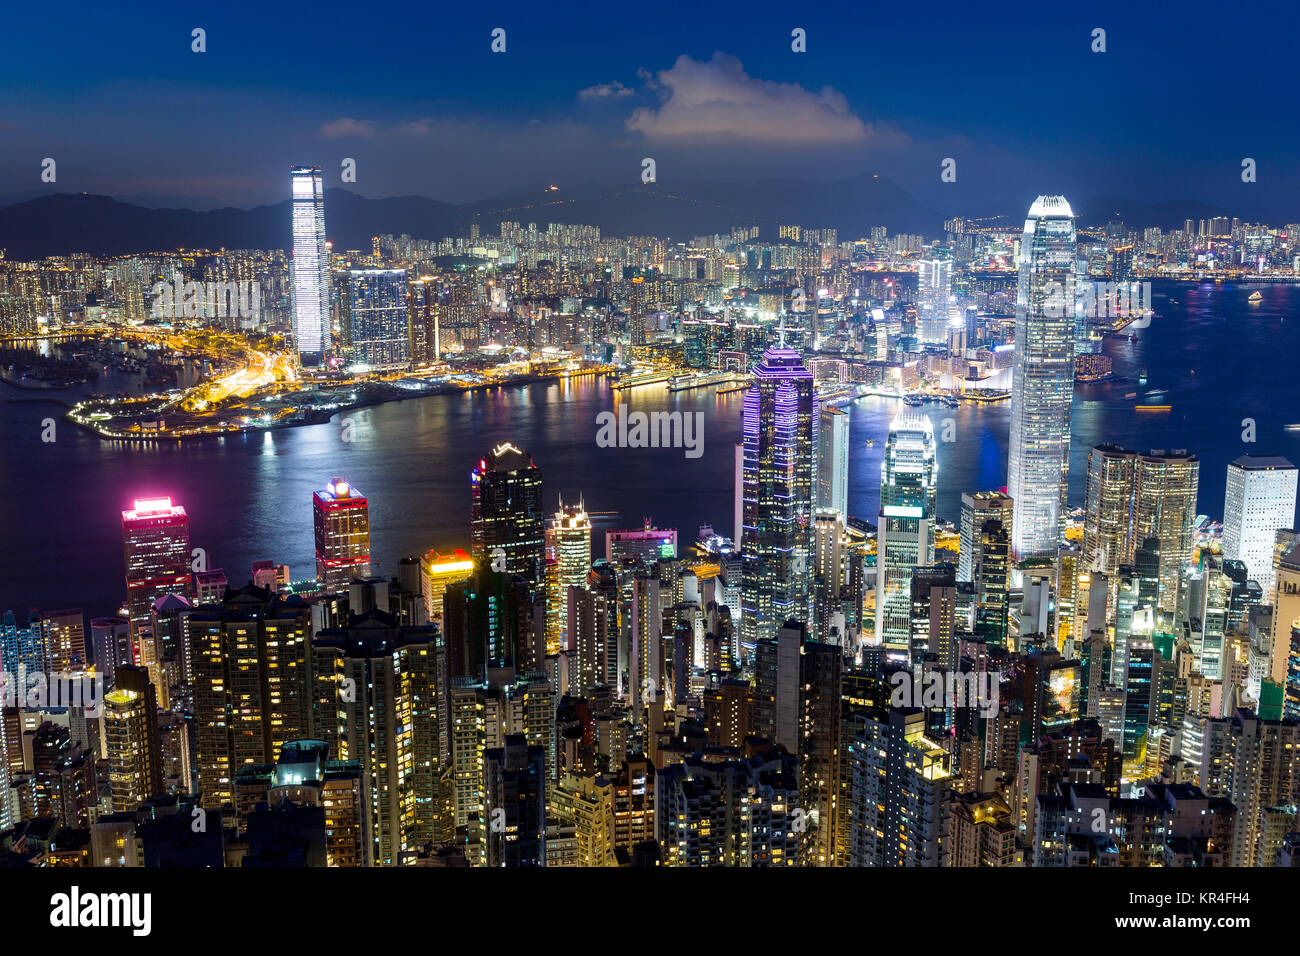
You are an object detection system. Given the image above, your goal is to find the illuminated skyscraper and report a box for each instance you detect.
[816,405,850,517]
[471,443,545,599]
[916,258,953,344]
[958,492,1012,583]
[102,665,163,813]
[1224,455,1297,596]
[407,276,441,365]
[121,497,191,654]
[312,613,440,866]
[1007,195,1078,563]
[875,409,937,655]
[419,547,475,627]
[740,347,817,649]
[1081,443,1138,576]
[345,268,410,369]
[546,498,591,657]
[1133,450,1199,616]
[189,586,313,808]
[290,165,329,366]
[313,478,371,593]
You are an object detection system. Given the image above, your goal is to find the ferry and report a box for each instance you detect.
[1135,404,1172,413]
[1285,424,1300,432]
[1248,291,1263,303]
[1138,367,1148,386]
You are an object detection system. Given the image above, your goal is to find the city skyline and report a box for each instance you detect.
[3,5,1300,894]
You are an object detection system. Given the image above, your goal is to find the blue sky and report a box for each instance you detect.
[1,0,1296,216]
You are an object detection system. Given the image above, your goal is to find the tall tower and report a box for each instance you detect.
[471,443,545,600]
[313,478,371,592]
[1224,455,1298,596]
[875,409,938,654]
[1133,450,1199,616]
[916,258,954,345]
[546,498,591,656]
[346,268,410,369]
[102,665,163,813]
[1081,443,1138,575]
[290,165,329,366]
[1007,195,1078,563]
[816,405,850,517]
[121,497,191,656]
[740,347,817,649]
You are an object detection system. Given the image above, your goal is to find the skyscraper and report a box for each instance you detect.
[916,258,953,345]
[312,611,440,866]
[1133,450,1199,616]
[740,347,817,648]
[345,268,410,369]
[313,478,372,592]
[484,734,548,867]
[545,498,591,657]
[121,497,191,653]
[102,665,163,813]
[290,165,329,366]
[471,443,545,599]
[875,409,937,654]
[1007,195,1078,563]
[1224,455,1298,596]
[958,491,1012,582]
[1081,443,1138,575]
[816,405,850,517]
[189,586,313,808]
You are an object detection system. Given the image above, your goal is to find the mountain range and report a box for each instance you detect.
[0,179,1236,260]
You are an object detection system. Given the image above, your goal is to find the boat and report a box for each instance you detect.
[865,438,876,447]
[903,395,923,407]
[1284,424,1300,432]
[1248,291,1263,303]
[1138,367,1148,386]
[1136,404,1171,412]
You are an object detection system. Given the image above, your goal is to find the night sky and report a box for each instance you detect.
[1,0,1297,217]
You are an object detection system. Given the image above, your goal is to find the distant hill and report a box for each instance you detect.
[0,181,1243,259]
[0,177,940,259]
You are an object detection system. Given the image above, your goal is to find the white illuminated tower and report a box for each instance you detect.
[875,409,937,654]
[916,258,953,345]
[1224,455,1298,595]
[290,166,329,366]
[1007,195,1078,563]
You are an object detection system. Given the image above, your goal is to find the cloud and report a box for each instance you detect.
[399,118,435,135]
[625,53,871,144]
[318,117,376,138]
[579,81,633,100]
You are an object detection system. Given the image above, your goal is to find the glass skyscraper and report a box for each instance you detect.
[875,409,937,655]
[290,165,329,366]
[346,268,410,369]
[740,347,817,650]
[1007,195,1078,563]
